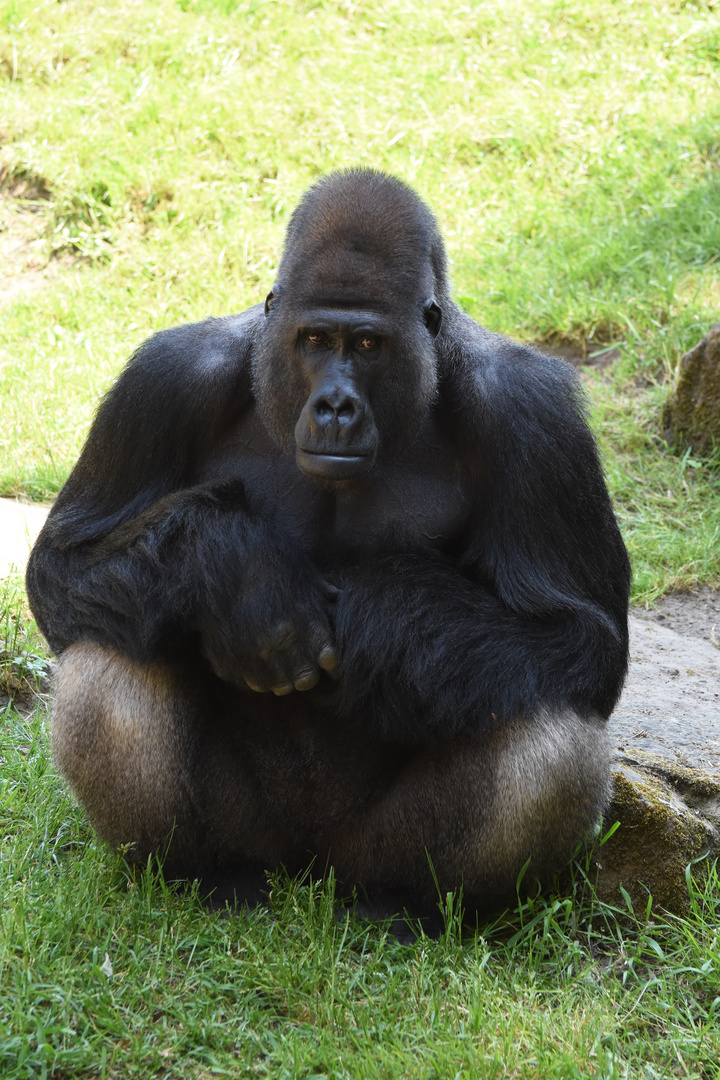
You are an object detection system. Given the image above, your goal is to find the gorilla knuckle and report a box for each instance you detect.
[270,621,297,650]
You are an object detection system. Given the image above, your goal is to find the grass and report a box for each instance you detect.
[1,0,720,1076]
[592,380,720,602]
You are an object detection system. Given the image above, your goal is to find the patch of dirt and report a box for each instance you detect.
[536,337,623,370]
[0,497,51,577]
[0,168,77,306]
[633,586,720,646]
[0,674,52,719]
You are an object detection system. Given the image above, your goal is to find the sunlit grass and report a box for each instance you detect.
[1,666,719,1078]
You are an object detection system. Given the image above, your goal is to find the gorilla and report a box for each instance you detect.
[26,169,630,921]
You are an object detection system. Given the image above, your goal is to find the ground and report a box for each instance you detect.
[614,590,720,773]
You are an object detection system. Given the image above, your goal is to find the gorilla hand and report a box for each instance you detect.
[241,616,339,695]
[198,557,340,695]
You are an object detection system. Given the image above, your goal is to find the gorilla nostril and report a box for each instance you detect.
[311,394,360,426]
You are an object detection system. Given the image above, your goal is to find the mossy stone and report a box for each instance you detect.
[593,753,720,913]
[663,322,720,458]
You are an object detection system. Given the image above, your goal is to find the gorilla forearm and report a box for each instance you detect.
[28,490,236,658]
[333,555,626,744]
[27,487,331,672]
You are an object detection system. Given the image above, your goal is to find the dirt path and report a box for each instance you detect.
[0,498,50,577]
[611,597,720,773]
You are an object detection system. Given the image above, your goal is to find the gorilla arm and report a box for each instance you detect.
[26,310,337,692]
[333,320,631,743]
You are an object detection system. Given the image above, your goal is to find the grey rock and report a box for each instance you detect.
[596,608,720,911]
[610,615,720,773]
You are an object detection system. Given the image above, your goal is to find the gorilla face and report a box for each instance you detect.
[249,169,446,484]
[254,295,443,484]
[292,310,389,481]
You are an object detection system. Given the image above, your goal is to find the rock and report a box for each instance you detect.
[611,615,720,772]
[663,322,720,457]
[593,751,720,913]
[594,607,720,913]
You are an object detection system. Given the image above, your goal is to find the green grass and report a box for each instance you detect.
[2,1,720,1076]
[592,377,720,603]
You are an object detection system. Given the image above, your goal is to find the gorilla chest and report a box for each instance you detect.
[316,464,471,552]
[196,412,471,553]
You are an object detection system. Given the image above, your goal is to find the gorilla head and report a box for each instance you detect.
[252,169,449,481]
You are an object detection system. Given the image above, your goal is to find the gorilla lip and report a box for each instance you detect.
[296,447,374,480]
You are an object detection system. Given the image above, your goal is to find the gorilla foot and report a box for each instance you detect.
[341,887,446,944]
[197,867,271,915]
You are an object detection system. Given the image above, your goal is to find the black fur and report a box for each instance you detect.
[27,169,630,912]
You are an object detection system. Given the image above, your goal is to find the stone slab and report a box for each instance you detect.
[610,615,720,774]
[0,498,50,577]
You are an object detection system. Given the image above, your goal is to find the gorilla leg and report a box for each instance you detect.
[51,642,287,881]
[328,709,612,912]
[52,645,610,913]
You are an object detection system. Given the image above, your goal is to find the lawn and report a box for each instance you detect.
[1,0,720,1076]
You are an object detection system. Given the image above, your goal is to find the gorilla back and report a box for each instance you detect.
[27,169,630,917]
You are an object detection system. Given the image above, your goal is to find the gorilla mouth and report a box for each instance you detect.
[296,447,374,480]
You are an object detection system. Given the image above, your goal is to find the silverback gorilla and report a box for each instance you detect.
[27,169,630,921]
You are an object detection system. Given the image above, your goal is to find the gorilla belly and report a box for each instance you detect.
[216,687,409,842]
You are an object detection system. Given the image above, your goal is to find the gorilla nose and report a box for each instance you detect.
[310,388,364,432]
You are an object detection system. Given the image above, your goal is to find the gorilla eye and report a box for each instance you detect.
[306,332,327,347]
[358,336,378,350]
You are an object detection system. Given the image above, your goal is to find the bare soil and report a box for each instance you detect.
[612,591,720,773]
[536,337,623,370]
[633,586,720,645]
[0,170,77,306]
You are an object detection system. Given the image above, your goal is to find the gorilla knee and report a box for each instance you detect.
[326,707,611,909]
[468,708,612,900]
[52,641,202,868]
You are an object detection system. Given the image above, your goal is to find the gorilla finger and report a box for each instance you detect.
[321,579,341,602]
[270,621,298,650]
[257,622,297,663]
[242,671,270,693]
[318,644,340,680]
[271,683,295,696]
[294,669,320,692]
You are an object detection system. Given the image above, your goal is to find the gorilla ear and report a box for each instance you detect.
[423,299,442,339]
[264,290,276,317]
